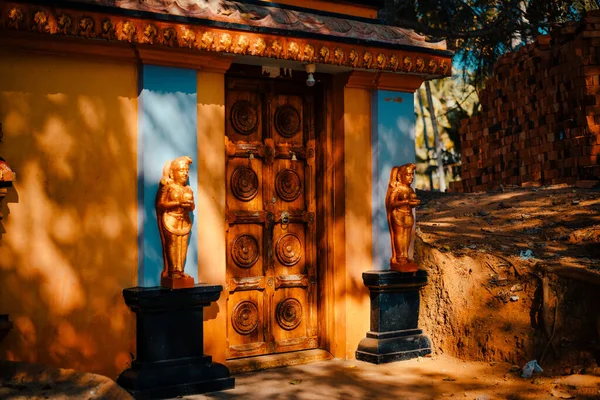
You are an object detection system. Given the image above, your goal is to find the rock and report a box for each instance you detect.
[497,277,509,286]
[510,284,523,292]
[478,209,491,216]
[0,360,133,400]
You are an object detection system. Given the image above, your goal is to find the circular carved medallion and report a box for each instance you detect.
[231,100,258,135]
[231,166,258,201]
[276,298,302,330]
[276,233,302,266]
[232,300,259,335]
[275,169,301,202]
[232,234,259,268]
[274,105,301,138]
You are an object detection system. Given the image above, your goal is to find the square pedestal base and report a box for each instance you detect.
[117,285,234,399]
[356,329,431,364]
[356,270,431,364]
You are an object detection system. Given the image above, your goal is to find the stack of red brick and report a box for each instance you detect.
[450,14,600,193]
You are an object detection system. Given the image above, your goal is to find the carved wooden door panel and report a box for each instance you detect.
[225,77,318,359]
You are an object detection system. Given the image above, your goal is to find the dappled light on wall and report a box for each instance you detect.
[0,51,138,377]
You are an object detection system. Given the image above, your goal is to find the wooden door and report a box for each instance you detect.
[225,77,318,359]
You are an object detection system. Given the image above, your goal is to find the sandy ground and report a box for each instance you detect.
[192,355,600,400]
[2,355,600,399]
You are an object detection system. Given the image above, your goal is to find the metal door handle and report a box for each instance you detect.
[281,211,290,225]
[281,211,289,230]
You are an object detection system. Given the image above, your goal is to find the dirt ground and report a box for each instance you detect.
[195,355,600,400]
[4,355,600,399]
[416,184,600,377]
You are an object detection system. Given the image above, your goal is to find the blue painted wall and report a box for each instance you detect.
[138,65,198,287]
[371,90,416,270]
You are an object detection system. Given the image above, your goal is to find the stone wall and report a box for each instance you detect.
[451,14,600,192]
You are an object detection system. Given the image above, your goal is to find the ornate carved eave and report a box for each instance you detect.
[59,0,446,51]
[345,71,425,92]
[0,1,452,77]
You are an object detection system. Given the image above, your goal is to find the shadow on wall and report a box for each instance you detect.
[0,51,138,378]
[342,86,374,357]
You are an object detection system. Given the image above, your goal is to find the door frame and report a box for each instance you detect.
[315,73,347,356]
[223,65,348,360]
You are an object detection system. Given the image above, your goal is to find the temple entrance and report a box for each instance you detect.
[224,75,318,359]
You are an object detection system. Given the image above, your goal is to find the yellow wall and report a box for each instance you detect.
[343,87,372,359]
[196,71,227,363]
[0,50,138,378]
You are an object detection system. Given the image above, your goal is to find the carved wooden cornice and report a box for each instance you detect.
[0,2,451,77]
[345,71,425,92]
[136,46,234,73]
[60,0,446,52]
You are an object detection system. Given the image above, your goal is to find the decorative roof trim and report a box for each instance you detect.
[0,2,452,77]
[34,0,449,53]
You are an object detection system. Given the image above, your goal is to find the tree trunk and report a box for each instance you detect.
[417,89,434,190]
[424,80,446,192]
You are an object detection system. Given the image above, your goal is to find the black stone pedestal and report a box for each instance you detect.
[356,270,431,364]
[117,285,234,399]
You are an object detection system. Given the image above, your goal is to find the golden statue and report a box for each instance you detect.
[156,156,195,289]
[386,163,420,272]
